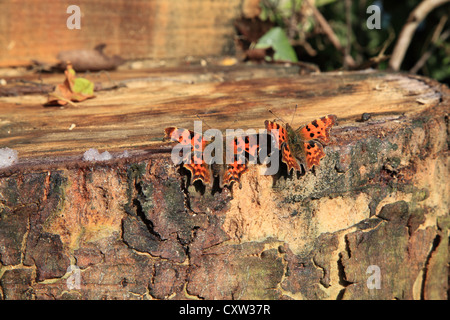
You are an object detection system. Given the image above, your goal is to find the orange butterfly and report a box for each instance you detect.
[164,114,337,188]
[265,114,337,173]
[164,127,260,188]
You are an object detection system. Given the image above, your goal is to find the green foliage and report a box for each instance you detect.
[315,0,337,7]
[256,27,298,62]
[257,0,450,84]
[259,0,302,26]
[428,43,450,82]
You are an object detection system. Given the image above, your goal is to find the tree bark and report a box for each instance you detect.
[0,65,448,299]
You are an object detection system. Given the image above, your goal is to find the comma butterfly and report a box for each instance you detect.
[163,127,260,188]
[265,114,337,174]
[164,113,337,188]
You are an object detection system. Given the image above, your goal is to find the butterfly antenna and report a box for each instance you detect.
[290,104,298,126]
[268,109,286,124]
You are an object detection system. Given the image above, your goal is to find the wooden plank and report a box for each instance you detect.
[0,0,241,66]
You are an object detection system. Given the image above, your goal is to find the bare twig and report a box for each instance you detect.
[410,15,448,73]
[349,28,395,70]
[389,0,450,71]
[304,0,356,68]
[290,39,318,56]
[344,0,352,69]
[287,0,299,39]
[410,28,450,74]
[379,29,396,58]
[270,59,320,73]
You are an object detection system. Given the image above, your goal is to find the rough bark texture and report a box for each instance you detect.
[0,66,448,300]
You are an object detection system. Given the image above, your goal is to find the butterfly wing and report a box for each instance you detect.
[297,115,337,145]
[222,161,247,187]
[222,134,261,187]
[281,140,302,173]
[164,127,211,185]
[265,120,301,173]
[264,120,287,149]
[303,140,326,170]
[296,115,337,170]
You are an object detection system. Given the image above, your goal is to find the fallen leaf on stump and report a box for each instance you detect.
[45,62,95,106]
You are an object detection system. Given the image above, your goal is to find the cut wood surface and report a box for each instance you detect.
[0,65,442,161]
[0,65,448,300]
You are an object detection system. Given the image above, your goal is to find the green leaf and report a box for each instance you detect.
[73,77,94,95]
[255,27,298,62]
[315,0,337,7]
[259,6,269,21]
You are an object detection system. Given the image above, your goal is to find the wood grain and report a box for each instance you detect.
[0,0,240,67]
[0,66,441,166]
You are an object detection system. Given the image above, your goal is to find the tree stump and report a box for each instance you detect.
[0,65,448,300]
